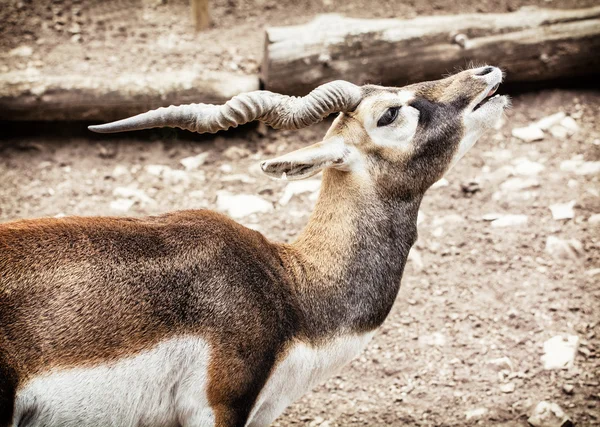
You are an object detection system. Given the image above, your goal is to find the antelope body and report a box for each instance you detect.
[0,66,508,427]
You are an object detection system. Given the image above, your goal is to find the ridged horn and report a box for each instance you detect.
[88,81,362,134]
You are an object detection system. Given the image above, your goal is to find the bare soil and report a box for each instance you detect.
[1,0,598,82]
[1,0,599,426]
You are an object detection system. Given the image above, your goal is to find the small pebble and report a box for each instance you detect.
[562,384,574,395]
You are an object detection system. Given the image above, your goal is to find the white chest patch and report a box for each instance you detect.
[246,331,376,427]
[448,130,481,171]
[14,337,214,427]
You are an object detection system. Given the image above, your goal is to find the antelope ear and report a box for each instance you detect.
[260,137,351,180]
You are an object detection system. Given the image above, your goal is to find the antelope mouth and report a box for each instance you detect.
[473,83,500,111]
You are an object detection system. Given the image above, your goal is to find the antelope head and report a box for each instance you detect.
[90,66,508,196]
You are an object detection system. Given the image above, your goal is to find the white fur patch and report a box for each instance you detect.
[14,337,214,427]
[395,90,415,105]
[246,331,376,427]
[361,90,415,130]
[367,107,419,149]
[448,130,481,171]
[361,90,418,149]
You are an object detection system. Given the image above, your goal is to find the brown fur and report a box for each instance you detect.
[1,213,298,425]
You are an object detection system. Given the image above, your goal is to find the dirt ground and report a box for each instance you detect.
[1,0,598,81]
[1,0,600,426]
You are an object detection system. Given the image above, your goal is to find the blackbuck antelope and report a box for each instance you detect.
[1,66,508,427]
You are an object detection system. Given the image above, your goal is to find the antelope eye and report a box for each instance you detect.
[377,107,400,127]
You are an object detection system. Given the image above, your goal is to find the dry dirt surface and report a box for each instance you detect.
[1,0,598,81]
[1,88,599,426]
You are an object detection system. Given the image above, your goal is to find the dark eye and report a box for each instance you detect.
[377,107,400,127]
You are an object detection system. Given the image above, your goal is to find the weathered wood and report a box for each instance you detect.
[191,0,210,31]
[0,71,258,121]
[262,6,600,95]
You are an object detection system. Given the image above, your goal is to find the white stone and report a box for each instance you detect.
[487,356,514,371]
[30,83,46,96]
[430,178,449,189]
[162,169,190,186]
[112,165,129,177]
[145,164,169,176]
[535,112,566,131]
[588,213,600,224]
[9,45,33,57]
[483,149,513,161]
[586,268,600,277]
[110,198,135,212]
[113,186,156,206]
[216,192,273,218]
[512,126,544,142]
[541,335,579,370]
[528,401,571,427]
[513,158,545,176]
[559,116,579,134]
[587,187,600,198]
[486,165,515,182]
[500,177,540,191]
[560,157,600,175]
[549,125,569,139]
[549,200,576,220]
[545,236,583,261]
[465,408,488,420]
[144,164,194,185]
[112,187,144,200]
[500,382,515,393]
[419,332,446,347]
[490,214,528,228]
[180,152,209,170]
[279,180,321,205]
[559,157,582,172]
[576,161,600,176]
[562,384,574,395]
[220,164,233,173]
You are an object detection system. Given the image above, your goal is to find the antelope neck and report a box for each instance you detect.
[283,169,422,340]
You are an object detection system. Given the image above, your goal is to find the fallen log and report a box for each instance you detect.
[262,6,600,95]
[0,70,258,121]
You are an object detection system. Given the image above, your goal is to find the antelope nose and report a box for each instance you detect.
[475,66,494,76]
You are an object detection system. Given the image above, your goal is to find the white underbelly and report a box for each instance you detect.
[14,336,214,427]
[246,331,376,427]
[13,331,375,427]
